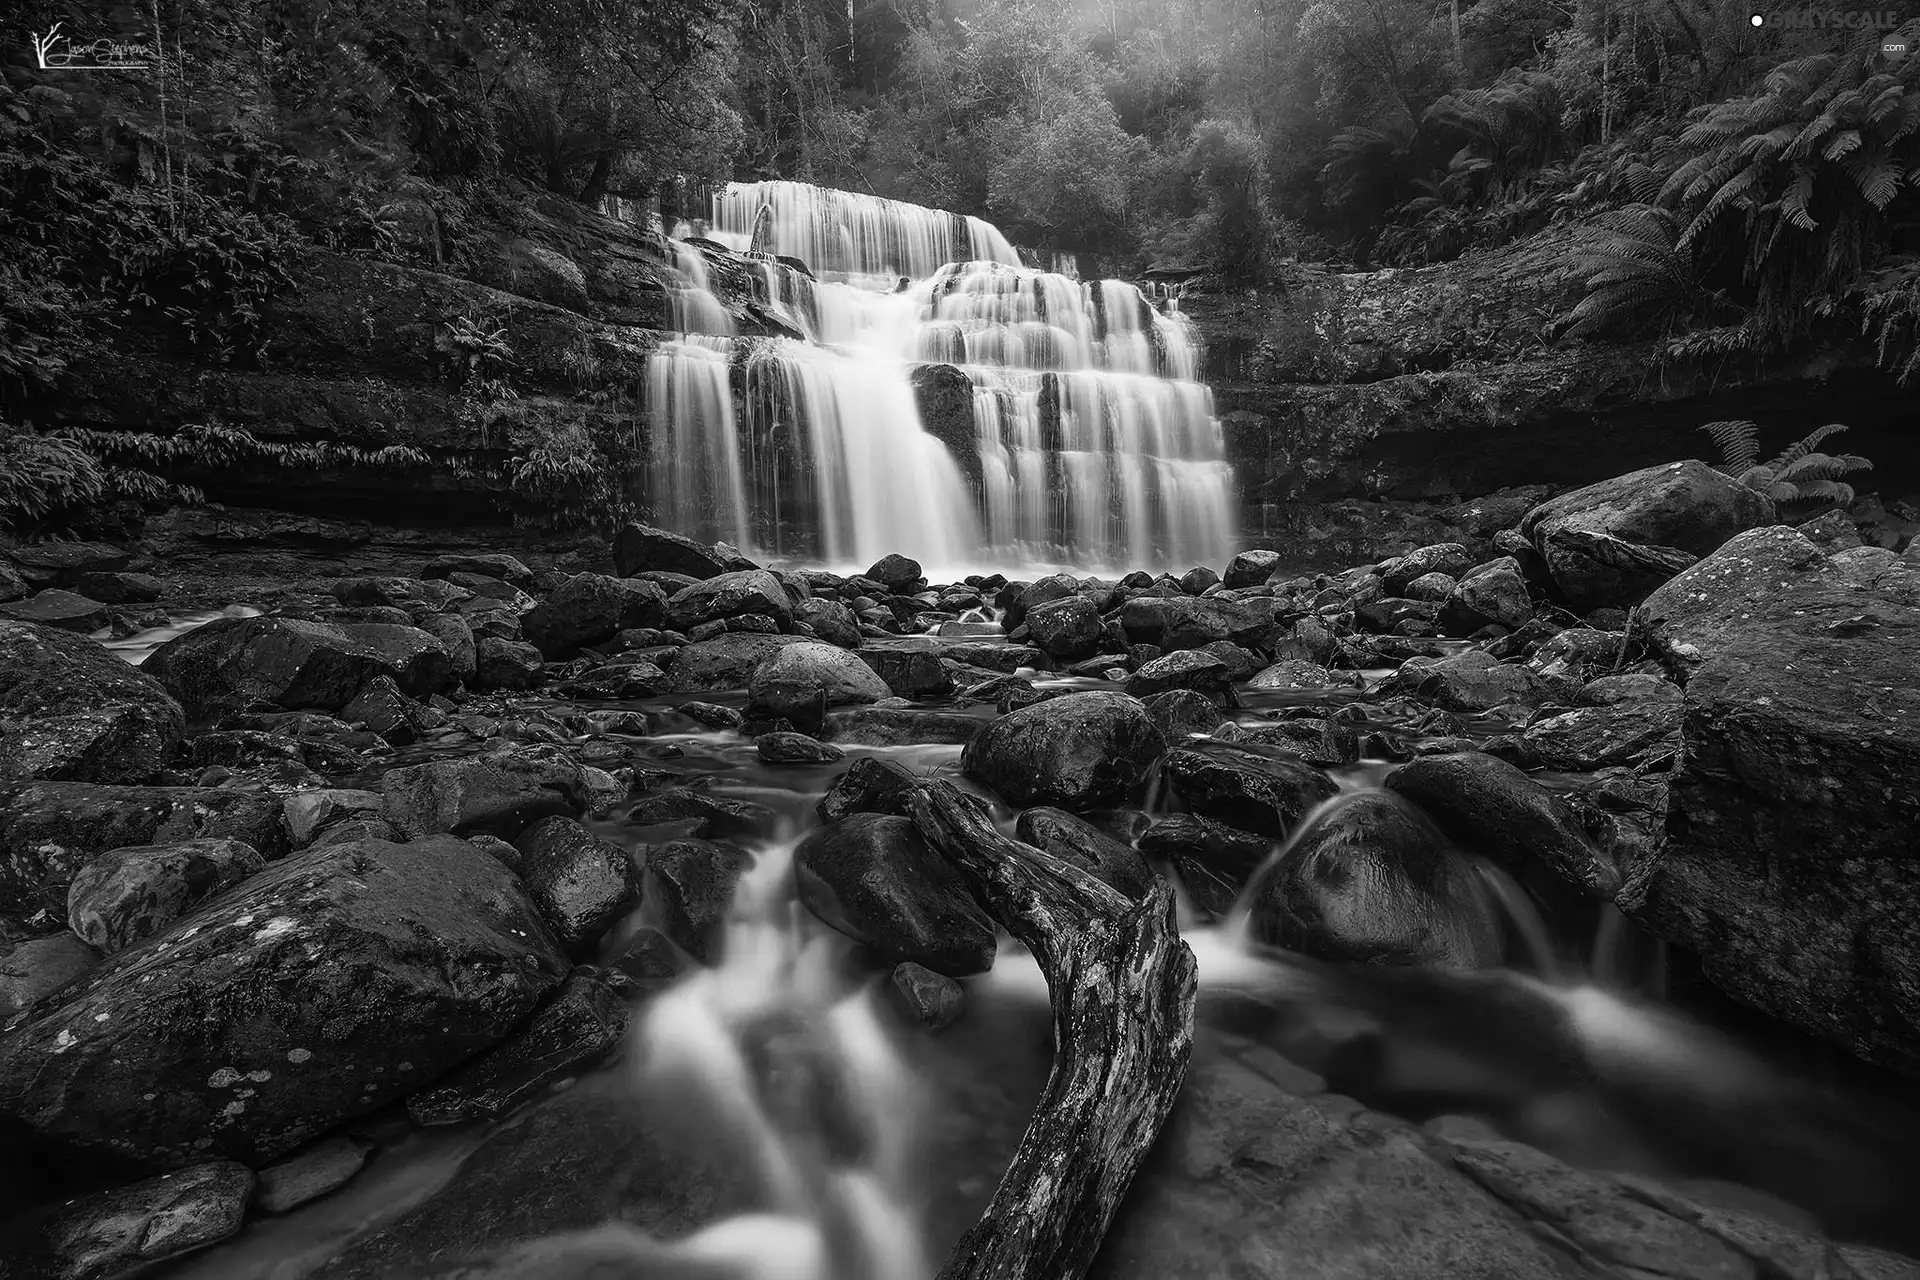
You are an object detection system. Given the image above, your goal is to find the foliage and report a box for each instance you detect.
[0,427,108,530]
[1860,256,1920,384]
[1700,419,1875,512]
[1562,205,1709,337]
[505,421,631,531]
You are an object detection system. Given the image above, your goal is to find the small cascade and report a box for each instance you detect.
[645,333,749,545]
[714,180,1020,281]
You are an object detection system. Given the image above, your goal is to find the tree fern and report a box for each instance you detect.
[1562,205,1701,337]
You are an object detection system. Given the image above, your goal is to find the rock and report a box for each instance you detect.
[1138,813,1272,913]
[889,961,964,1031]
[644,839,752,964]
[1164,743,1339,837]
[1014,807,1157,899]
[422,552,535,588]
[747,640,891,725]
[1383,543,1474,594]
[254,1135,370,1213]
[0,782,287,921]
[961,691,1166,810]
[1222,550,1283,589]
[1440,557,1533,634]
[856,646,953,698]
[665,633,814,693]
[0,588,111,633]
[611,522,732,580]
[145,615,452,717]
[382,744,589,841]
[1385,752,1618,897]
[1248,659,1337,691]
[1797,508,1864,552]
[1247,790,1502,968]
[0,932,98,1019]
[823,706,983,746]
[1179,565,1221,594]
[1388,650,1547,711]
[310,815,403,849]
[1124,650,1232,699]
[795,814,996,975]
[0,837,566,1166]
[1403,571,1457,602]
[65,837,265,954]
[667,570,792,635]
[73,570,163,604]
[626,788,778,840]
[472,637,545,691]
[406,973,627,1125]
[1024,595,1104,662]
[1519,460,1774,609]
[816,756,918,823]
[1141,689,1227,744]
[340,674,426,746]
[1576,673,1680,706]
[675,701,743,730]
[283,788,385,848]
[0,561,25,604]
[1523,700,1683,770]
[1118,596,1280,652]
[796,597,863,648]
[512,816,641,955]
[522,574,668,660]
[864,553,923,592]
[755,731,845,765]
[6,541,130,588]
[15,1160,252,1277]
[0,621,185,785]
[1528,627,1624,687]
[415,613,477,684]
[606,926,685,994]
[1627,525,1920,1074]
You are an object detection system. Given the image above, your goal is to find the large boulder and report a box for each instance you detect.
[747,641,890,723]
[664,633,815,693]
[5,1160,253,1278]
[961,692,1166,810]
[512,816,641,956]
[1246,790,1503,968]
[0,837,568,1167]
[1439,557,1534,634]
[0,588,111,633]
[667,570,793,634]
[1024,596,1103,662]
[1385,752,1617,897]
[1014,807,1157,900]
[0,782,287,921]
[67,837,266,953]
[795,814,996,975]
[521,573,668,660]
[1517,460,1773,610]
[644,838,753,964]
[1163,743,1339,838]
[0,932,98,1019]
[1117,597,1280,653]
[610,522,735,580]
[0,621,185,784]
[1387,649,1547,712]
[382,744,590,841]
[1626,526,1920,1075]
[144,615,453,716]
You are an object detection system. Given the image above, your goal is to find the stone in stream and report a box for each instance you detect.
[1141,689,1227,744]
[1386,649,1547,712]
[1403,571,1457,602]
[73,569,163,604]
[0,561,25,603]
[665,633,814,693]
[0,782,288,921]
[754,730,845,765]
[611,521,735,580]
[1384,752,1618,898]
[0,1160,254,1278]
[1624,525,1920,1075]
[1024,595,1104,662]
[471,636,545,691]
[406,972,628,1126]
[1382,543,1475,595]
[856,645,954,698]
[865,553,923,592]
[644,839,753,964]
[1245,790,1503,969]
[66,836,266,954]
[626,788,779,840]
[1014,806,1158,900]
[747,640,890,724]
[796,597,863,648]
[667,569,793,634]
[513,816,641,956]
[283,788,385,848]
[144,614,454,716]
[0,932,98,1019]
[795,813,997,976]
[340,674,427,745]
[1124,649,1232,700]
[1117,595,1281,652]
[381,744,589,842]
[1179,565,1221,594]
[1522,700,1682,771]
[889,961,965,1031]
[1439,556,1534,634]
[823,706,983,746]
[0,836,567,1167]
[1527,627,1625,687]
[415,612,477,684]
[1576,672,1680,705]
[1517,460,1773,610]
[1247,659,1339,691]
[422,552,536,588]
[254,1135,371,1213]
[0,620,186,785]
[5,541,130,589]
[521,573,668,660]
[310,816,404,850]
[1138,812,1273,894]
[815,756,919,823]
[0,588,111,633]
[1163,743,1339,838]
[605,925,685,994]
[962,691,1166,811]
[1222,549,1282,588]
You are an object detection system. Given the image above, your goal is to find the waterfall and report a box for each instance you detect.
[640,181,1237,572]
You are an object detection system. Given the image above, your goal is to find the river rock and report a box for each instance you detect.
[66,836,265,954]
[1384,752,1618,897]
[1014,807,1157,900]
[1383,543,1474,594]
[611,522,733,580]
[1518,460,1774,610]
[0,836,567,1166]
[1627,525,1920,1074]
[406,972,628,1126]
[1576,673,1679,705]
[795,814,996,975]
[340,674,427,746]
[816,756,918,823]
[423,552,535,588]
[522,573,668,660]
[0,621,185,785]
[755,731,845,765]
[1247,659,1337,691]
[626,788,778,840]
[1164,743,1339,837]
[145,615,453,716]
[1523,700,1683,770]
[748,641,890,724]
[382,744,589,841]
[665,633,814,692]
[864,553,923,592]
[962,691,1166,810]
[0,588,111,633]
[73,570,163,604]
[1440,557,1533,634]
[1402,571,1457,602]
[667,570,792,635]
[1138,813,1272,914]
[644,839,752,964]
[605,926,684,994]
[797,597,862,648]
[1247,790,1502,968]
[1025,595,1103,661]
[1388,649,1546,711]
[1125,650,1232,699]
[1141,689,1227,743]
[889,961,964,1031]
[1118,596,1280,652]
[0,561,25,603]
[1222,549,1282,589]
[6,541,130,588]
[0,782,287,921]
[0,932,97,1019]
[856,645,953,698]
[415,613,477,684]
[254,1135,371,1213]
[8,1160,253,1278]
[512,816,641,955]
[472,637,544,691]
[824,706,983,746]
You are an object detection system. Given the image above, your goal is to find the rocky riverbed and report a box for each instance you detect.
[1,459,1917,1279]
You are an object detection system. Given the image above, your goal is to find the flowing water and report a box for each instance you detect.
[640,182,1235,574]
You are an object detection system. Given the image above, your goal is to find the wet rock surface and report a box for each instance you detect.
[0,621,185,786]
[962,691,1166,810]
[795,813,997,975]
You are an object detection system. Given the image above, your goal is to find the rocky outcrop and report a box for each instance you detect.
[145,615,454,717]
[0,621,185,785]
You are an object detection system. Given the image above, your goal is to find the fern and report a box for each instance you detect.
[1700,419,1874,513]
[1699,420,1761,475]
[1563,205,1702,337]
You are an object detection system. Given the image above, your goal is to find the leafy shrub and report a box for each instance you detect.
[0,428,107,529]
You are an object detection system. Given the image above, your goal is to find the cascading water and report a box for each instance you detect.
[640,181,1236,572]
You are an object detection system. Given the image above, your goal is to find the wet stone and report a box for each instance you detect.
[0,931,98,1019]
[889,961,965,1031]
[644,839,753,964]
[755,731,846,765]
[513,816,641,956]
[12,1160,253,1278]
[66,837,266,954]
[254,1135,371,1213]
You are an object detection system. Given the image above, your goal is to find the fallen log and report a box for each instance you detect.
[909,780,1198,1280]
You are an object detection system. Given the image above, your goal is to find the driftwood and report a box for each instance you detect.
[909,781,1198,1280]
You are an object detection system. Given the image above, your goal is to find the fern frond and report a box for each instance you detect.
[1700,420,1763,474]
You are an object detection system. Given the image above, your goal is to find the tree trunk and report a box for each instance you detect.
[578,151,614,206]
[908,781,1198,1280]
